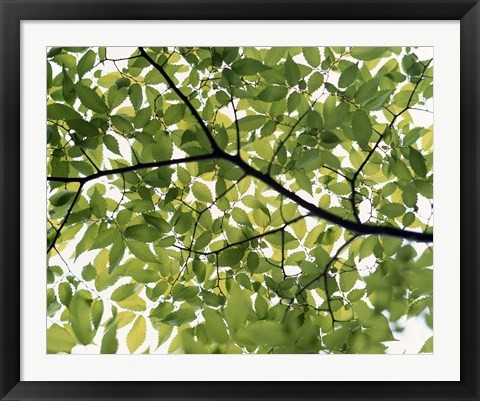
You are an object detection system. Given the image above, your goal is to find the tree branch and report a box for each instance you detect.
[138,47,222,154]
[220,152,432,242]
[349,59,433,227]
[282,234,357,324]
[47,182,84,254]
[47,154,215,184]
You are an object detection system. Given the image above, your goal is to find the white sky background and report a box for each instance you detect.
[47,46,434,355]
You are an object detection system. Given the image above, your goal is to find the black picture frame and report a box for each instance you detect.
[1,1,478,400]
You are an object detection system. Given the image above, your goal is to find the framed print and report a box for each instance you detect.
[0,0,479,400]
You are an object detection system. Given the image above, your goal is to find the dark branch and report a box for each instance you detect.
[282,235,357,323]
[349,59,433,228]
[220,153,432,242]
[47,154,215,184]
[47,182,84,254]
[138,47,222,154]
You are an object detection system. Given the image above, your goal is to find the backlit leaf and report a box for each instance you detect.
[258,86,288,102]
[231,58,269,75]
[352,109,372,149]
[127,315,146,353]
[75,84,108,113]
[47,324,76,354]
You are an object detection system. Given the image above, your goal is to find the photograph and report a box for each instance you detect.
[1,0,479,399]
[46,46,434,355]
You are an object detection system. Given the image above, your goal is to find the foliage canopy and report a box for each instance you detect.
[47,46,433,354]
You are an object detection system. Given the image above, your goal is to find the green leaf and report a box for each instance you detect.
[364,90,392,111]
[402,183,418,208]
[223,284,251,333]
[287,92,301,113]
[48,103,81,121]
[254,295,268,319]
[284,56,300,86]
[403,212,415,227]
[111,115,133,134]
[350,47,387,61]
[62,70,76,104]
[218,248,244,267]
[258,86,288,102]
[237,115,267,131]
[306,110,323,129]
[192,260,207,282]
[163,308,197,326]
[90,189,107,218]
[91,299,104,330]
[237,321,288,347]
[75,84,108,113]
[124,224,162,243]
[126,240,158,263]
[100,326,118,354]
[69,291,94,345]
[231,207,250,226]
[129,268,159,283]
[409,147,427,177]
[355,79,379,104]
[75,223,99,259]
[50,190,76,207]
[352,109,372,149]
[156,324,174,349]
[323,97,349,130]
[379,203,406,218]
[329,182,351,196]
[127,315,146,353]
[77,50,96,77]
[47,324,76,354]
[164,103,186,126]
[192,181,213,203]
[151,133,173,162]
[109,241,125,273]
[419,336,433,353]
[97,72,122,88]
[381,237,403,257]
[294,170,313,194]
[58,282,73,306]
[296,149,322,169]
[231,58,269,75]
[144,69,162,85]
[203,308,229,343]
[338,64,358,88]
[308,71,324,93]
[104,134,121,155]
[46,46,435,356]
[134,107,152,128]
[143,214,170,232]
[111,283,141,302]
[303,47,321,67]
[92,227,118,248]
[71,161,95,176]
[52,53,76,69]
[116,78,131,88]
[252,209,270,227]
[107,87,128,110]
[128,83,143,111]
[359,235,378,260]
[340,270,361,292]
[117,295,146,312]
[68,118,100,137]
